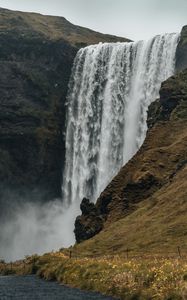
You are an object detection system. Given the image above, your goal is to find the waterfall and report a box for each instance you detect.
[62,33,179,208]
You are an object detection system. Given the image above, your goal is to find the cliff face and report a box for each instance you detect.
[75,69,187,251]
[0,8,129,203]
[176,25,187,71]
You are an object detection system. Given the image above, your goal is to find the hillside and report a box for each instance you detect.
[0,7,130,47]
[0,7,129,205]
[74,67,187,255]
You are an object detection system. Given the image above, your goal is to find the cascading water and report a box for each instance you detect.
[0,33,180,262]
[62,33,180,211]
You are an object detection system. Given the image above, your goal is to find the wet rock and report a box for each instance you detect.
[74,198,104,243]
[80,198,97,215]
[176,25,187,71]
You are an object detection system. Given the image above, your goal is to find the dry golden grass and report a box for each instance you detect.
[2,253,187,300]
[74,163,187,257]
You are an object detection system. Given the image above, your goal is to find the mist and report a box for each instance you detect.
[0,199,79,262]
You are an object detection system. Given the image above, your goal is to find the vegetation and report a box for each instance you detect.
[1,252,187,300]
[0,70,186,300]
[0,7,130,46]
[75,69,187,254]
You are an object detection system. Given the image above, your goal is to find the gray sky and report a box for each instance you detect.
[0,0,186,40]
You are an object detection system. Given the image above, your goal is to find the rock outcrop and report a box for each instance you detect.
[176,25,187,71]
[75,68,187,244]
[0,7,129,204]
[74,198,104,243]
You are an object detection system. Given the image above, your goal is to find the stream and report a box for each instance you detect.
[0,275,117,300]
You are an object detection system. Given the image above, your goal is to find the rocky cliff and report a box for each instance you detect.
[0,7,129,204]
[176,25,187,71]
[74,68,187,252]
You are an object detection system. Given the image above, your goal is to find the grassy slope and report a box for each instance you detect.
[74,70,187,257]
[0,7,130,46]
[1,253,187,300]
[75,164,187,256]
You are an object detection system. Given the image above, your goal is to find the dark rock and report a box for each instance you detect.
[147,99,162,128]
[0,33,76,201]
[74,198,104,243]
[148,69,187,124]
[97,194,112,215]
[80,198,97,215]
[124,172,161,203]
[176,25,187,71]
[0,8,129,205]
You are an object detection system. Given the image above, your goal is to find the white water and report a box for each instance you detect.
[0,33,180,261]
[63,33,179,209]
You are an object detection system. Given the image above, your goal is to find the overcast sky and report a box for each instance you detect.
[0,0,186,40]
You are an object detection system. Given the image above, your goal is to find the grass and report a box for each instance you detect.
[0,53,186,300]
[2,146,186,299]
[73,157,187,257]
[0,8,130,46]
[1,252,187,300]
